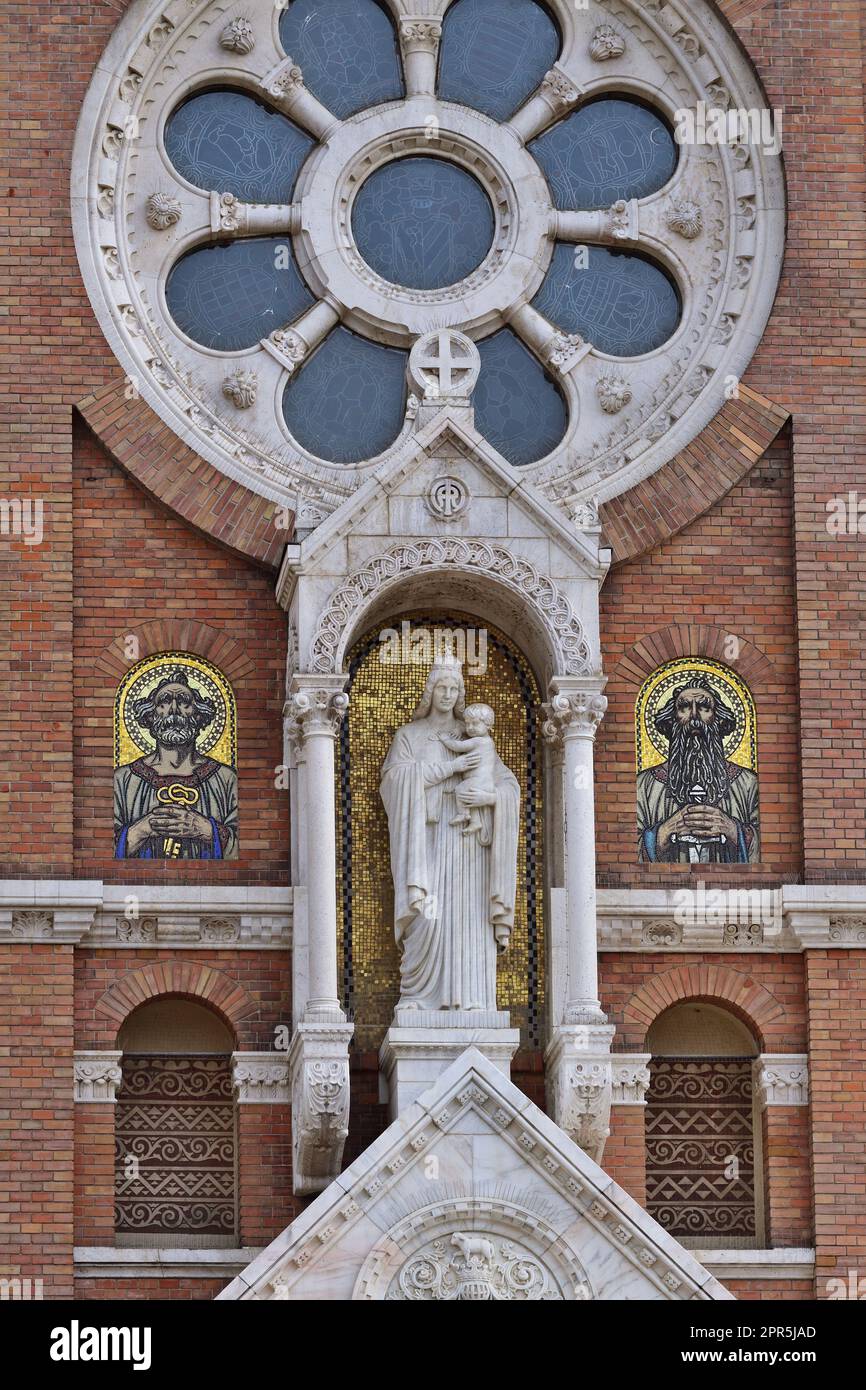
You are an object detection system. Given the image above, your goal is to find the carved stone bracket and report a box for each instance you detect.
[74,1050,123,1103]
[289,1023,354,1195]
[232,1052,291,1104]
[546,1025,616,1163]
[753,1054,809,1108]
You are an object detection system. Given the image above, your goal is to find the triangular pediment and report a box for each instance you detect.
[283,408,607,585]
[218,1050,732,1302]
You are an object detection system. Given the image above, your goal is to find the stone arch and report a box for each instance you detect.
[95,618,256,684]
[622,963,785,1051]
[95,962,257,1039]
[308,538,594,684]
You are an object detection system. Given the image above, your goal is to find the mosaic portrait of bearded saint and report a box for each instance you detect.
[637,676,759,864]
[380,658,520,1012]
[114,669,238,859]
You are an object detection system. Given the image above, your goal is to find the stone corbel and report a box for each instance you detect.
[753,1054,809,1108]
[289,1023,354,1195]
[231,1052,291,1104]
[74,1051,123,1103]
[546,1024,616,1163]
[611,1054,652,1105]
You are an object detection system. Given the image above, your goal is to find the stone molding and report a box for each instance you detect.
[752,1054,809,1108]
[597,886,866,952]
[74,1051,123,1103]
[611,1055,652,1106]
[231,1052,291,1104]
[0,884,291,949]
[689,1248,815,1282]
[74,1247,263,1280]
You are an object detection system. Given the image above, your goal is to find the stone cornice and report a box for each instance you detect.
[597,886,866,952]
[0,884,292,949]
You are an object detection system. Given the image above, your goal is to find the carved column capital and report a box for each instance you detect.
[539,66,580,113]
[753,1054,809,1108]
[400,17,442,52]
[542,686,608,744]
[231,1052,291,1104]
[289,1023,354,1195]
[611,1054,652,1105]
[74,1050,123,1102]
[285,678,349,743]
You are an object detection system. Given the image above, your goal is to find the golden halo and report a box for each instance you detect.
[636,658,757,774]
[116,655,233,765]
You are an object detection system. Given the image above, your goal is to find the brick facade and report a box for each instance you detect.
[1,0,864,1305]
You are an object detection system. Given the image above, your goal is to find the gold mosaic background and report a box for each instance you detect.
[337,614,544,1053]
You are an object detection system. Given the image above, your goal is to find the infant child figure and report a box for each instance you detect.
[441,703,498,839]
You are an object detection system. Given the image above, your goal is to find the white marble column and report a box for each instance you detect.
[542,676,615,1163]
[542,677,608,1023]
[399,18,441,97]
[283,674,353,1193]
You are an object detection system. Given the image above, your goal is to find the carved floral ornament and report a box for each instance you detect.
[74,0,784,524]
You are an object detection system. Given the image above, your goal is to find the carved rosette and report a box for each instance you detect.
[145,191,182,231]
[74,1051,124,1103]
[589,25,626,62]
[611,1056,652,1106]
[289,1024,354,1194]
[220,18,255,55]
[222,368,258,409]
[596,374,633,415]
[666,196,704,240]
[541,691,608,744]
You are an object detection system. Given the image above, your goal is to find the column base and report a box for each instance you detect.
[380,1016,520,1120]
[288,1022,354,1196]
[545,1024,616,1165]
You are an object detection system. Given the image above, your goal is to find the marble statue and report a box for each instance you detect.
[380,659,520,1012]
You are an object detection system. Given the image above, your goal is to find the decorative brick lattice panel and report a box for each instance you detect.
[115,1056,236,1239]
[646,1057,755,1241]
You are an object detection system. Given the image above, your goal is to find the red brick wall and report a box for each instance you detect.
[721,1277,814,1301]
[237,1104,296,1246]
[75,1277,225,1301]
[72,419,289,886]
[598,436,801,889]
[806,951,866,1297]
[762,1106,813,1249]
[74,1104,115,1247]
[0,946,75,1298]
[605,1105,646,1207]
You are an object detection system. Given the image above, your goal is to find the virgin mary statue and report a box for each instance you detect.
[380,658,520,1012]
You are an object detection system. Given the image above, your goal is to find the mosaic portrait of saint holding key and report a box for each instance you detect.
[114,653,238,859]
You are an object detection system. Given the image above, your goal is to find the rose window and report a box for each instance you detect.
[74,0,784,522]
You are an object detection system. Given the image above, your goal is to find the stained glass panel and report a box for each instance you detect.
[279,0,404,119]
[283,327,408,462]
[352,157,495,289]
[531,98,677,209]
[533,243,680,356]
[475,329,567,465]
[164,90,313,203]
[166,237,315,351]
[438,0,560,122]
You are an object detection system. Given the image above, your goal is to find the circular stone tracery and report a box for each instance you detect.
[73,0,785,518]
[351,156,495,290]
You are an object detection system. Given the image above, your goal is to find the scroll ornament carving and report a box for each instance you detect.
[74,1053,123,1102]
[554,1060,612,1164]
[11,910,53,937]
[309,540,593,676]
[390,1232,567,1301]
[296,1060,350,1149]
[596,373,633,414]
[400,20,442,51]
[540,68,579,109]
[222,369,258,409]
[666,196,704,239]
[289,688,349,739]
